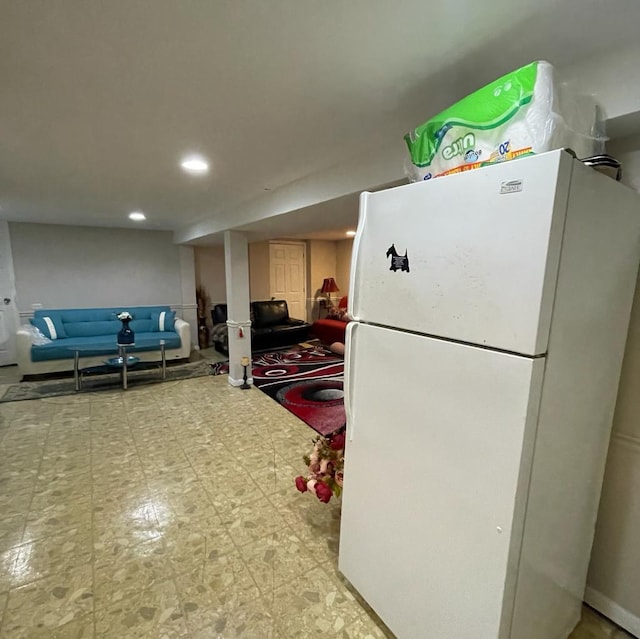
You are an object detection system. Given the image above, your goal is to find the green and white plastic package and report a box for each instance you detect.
[404,60,605,182]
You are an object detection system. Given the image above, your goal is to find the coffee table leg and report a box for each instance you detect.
[161,342,166,380]
[74,350,80,391]
[121,345,128,390]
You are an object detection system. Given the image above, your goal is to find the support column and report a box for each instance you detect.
[178,246,198,349]
[224,231,253,386]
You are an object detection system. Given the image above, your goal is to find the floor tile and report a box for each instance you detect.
[138,451,192,475]
[38,451,91,478]
[216,498,289,548]
[0,591,6,628]
[0,516,26,555]
[161,514,237,576]
[93,496,162,562]
[0,462,39,486]
[570,605,634,638]
[180,441,230,468]
[151,486,218,523]
[94,578,187,638]
[284,496,342,563]
[0,527,92,591]
[32,472,92,505]
[144,467,203,500]
[173,553,271,637]
[239,529,318,594]
[91,463,145,490]
[0,614,95,639]
[270,566,362,637]
[196,464,264,515]
[26,494,92,539]
[93,537,170,611]
[0,487,33,521]
[1,564,94,636]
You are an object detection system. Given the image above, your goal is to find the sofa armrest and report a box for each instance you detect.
[174,318,191,358]
[16,325,36,375]
[286,318,306,326]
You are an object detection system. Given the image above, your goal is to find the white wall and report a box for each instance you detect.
[336,239,353,304]
[194,245,226,304]
[585,135,640,636]
[10,222,190,318]
[248,241,271,301]
[308,240,337,321]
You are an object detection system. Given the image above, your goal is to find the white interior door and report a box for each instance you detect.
[269,242,307,320]
[0,222,19,366]
[340,322,545,639]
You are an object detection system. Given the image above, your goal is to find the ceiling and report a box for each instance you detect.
[2,1,640,241]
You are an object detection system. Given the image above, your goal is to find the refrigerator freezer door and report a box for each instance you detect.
[339,323,545,639]
[350,150,573,356]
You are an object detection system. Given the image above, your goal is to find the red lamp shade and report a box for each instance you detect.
[321,278,339,294]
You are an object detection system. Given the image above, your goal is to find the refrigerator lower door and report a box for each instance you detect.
[340,323,545,639]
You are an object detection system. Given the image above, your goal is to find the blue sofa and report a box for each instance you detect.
[16,306,191,378]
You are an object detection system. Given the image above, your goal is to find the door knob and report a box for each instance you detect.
[3,298,10,305]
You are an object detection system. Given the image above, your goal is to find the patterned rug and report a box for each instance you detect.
[211,345,345,436]
[0,360,213,402]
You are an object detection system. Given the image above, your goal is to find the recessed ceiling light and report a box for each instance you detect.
[129,211,146,222]
[180,155,209,175]
[346,230,356,236]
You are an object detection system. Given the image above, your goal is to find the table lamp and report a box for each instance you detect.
[320,277,339,308]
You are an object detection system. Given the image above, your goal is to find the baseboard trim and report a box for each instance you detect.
[584,586,640,637]
[228,375,254,387]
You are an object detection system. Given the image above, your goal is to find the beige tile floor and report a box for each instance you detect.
[0,366,635,638]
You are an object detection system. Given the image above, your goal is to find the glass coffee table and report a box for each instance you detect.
[69,340,167,391]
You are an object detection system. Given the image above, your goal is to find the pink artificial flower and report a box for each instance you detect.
[319,459,333,475]
[315,481,333,503]
[335,471,344,487]
[307,479,318,495]
[295,476,308,493]
[330,432,346,451]
[309,452,321,474]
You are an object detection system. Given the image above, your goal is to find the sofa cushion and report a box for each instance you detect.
[252,300,289,327]
[269,323,308,336]
[129,319,156,333]
[30,315,67,340]
[150,311,175,332]
[252,327,274,338]
[64,320,121,337]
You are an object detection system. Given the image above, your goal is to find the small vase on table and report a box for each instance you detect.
[117,312,135,345]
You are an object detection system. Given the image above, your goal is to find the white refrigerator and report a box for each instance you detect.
[338,150,640,639]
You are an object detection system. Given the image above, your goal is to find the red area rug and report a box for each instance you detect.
[210,346,345,436]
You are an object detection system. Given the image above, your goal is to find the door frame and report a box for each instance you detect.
[0,221,20,366]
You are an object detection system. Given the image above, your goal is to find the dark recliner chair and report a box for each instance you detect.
[211,300,311,354]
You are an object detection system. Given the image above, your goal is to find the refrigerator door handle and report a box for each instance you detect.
[345,321,357,441]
